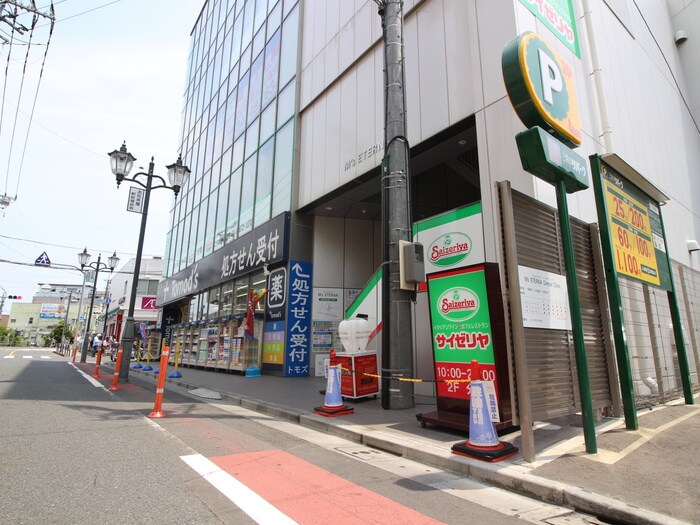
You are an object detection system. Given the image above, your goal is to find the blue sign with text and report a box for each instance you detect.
[284,261,312,377]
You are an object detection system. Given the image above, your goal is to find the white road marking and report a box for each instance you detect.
[181,453,298,525]
[3,356,14,359]
[69,363,108,390]
[40,356,51,359]
[23,355,33,359]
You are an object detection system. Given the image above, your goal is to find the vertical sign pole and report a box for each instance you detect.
[555,179,597,453]
[590,155,638,429]
[658,211,694,404]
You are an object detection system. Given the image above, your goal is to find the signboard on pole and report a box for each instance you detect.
[127,186,145,213]
[593,159,671,290]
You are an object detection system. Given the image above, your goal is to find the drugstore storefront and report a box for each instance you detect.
[157,212,314,377]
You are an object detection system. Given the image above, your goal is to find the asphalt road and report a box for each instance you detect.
[0,347,605,524]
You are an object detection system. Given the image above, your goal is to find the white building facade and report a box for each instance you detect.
[157,0,700,421]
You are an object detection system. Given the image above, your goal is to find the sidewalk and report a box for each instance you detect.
[77,353,699,525]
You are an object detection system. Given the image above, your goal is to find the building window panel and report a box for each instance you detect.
[204,189,218,257]
[239,152,257,236]
[245,118,260,159]
[226,165,242,243]
[248,52,264,122]
[242,0,255,51]
[277,80,295,128]
[215,178,229,251]
[279,5,298,88]
[232,135,245,172]
[260,102,276,143]
[253,24,266,59]
[272,119,294,216]
[235,71,250,138]
[196,201,207,261]
[254,136,274,228]
[262,30,280,108]
[267,1,282,38]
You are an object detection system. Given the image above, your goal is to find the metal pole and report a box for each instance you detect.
[74,270,88,349]
[119,158,153,382]
[80,255,102,362]
[61,290,73,353]
[555,180,597,453]
[378,0,414,410]
[100,280,111,348]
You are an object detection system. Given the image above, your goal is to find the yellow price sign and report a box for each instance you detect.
[604,179,660,286]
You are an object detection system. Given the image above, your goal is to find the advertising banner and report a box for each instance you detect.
[40,303,65,319]
[518,0,580,57]
[427,265,498,400]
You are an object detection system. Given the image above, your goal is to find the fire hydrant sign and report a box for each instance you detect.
[427,265,497,400]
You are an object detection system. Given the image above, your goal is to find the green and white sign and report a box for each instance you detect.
[427,265,497,400]
[518,0,580,57]
[413,202,484,276]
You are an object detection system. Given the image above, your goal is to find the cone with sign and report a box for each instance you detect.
[451,381,517,462]
[314,363,354,417]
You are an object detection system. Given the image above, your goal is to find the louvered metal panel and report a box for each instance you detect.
[507,190,613,420]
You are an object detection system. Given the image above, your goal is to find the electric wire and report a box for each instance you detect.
[14,1,54,198]
[4,1,38,196]
[0,5,19,196]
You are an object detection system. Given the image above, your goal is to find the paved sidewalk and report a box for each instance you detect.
[75,353,699,525]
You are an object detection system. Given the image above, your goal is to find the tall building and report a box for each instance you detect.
[158,0,700,421]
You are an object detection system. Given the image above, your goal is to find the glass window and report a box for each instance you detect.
[148,280,159,295]
[248,52,264,120]
[234,277,249,315]
[283,0,298,18]
[272,119,294,216]
[260,102,276,143]
[185,212,195,266]
[232,135,245,171]
[235,71,249,138]
[223,89,237,152]
[250,270,266,313]
[215,178,229,251]
[226,165,242,242]
[231,12,243,62]
[239,152,257,235]
[189,296,198,322]
[208,286,220,319]
[245,118,260,158]
[199,290,209,320]
[277,79,295,127]
[242,0,254,50]
[253,25,266,59]
[204,189,217,256]
[262,30,280,108]
[196,202,206,261]
[221,282,234,317]
[254,0,267,33]
[254,137,274,227]
[279,5,298,87]
[267,1,282,38]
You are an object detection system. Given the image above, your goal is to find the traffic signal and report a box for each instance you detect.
[8,295,22,299]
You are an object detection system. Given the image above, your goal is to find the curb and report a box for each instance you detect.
[127,365,690,525]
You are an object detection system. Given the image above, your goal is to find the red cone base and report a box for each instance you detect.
[148,410,165,418]
[451,440,518,462]
[314,404,354,417]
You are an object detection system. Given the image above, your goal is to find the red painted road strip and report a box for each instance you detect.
[212,450,445,524]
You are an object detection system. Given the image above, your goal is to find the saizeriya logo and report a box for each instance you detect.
[430,232,471,267]
[437,287,479,322]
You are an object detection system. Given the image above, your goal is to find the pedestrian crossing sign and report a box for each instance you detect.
[35,251,51,266]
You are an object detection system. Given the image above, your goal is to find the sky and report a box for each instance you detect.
[0,0,205,313]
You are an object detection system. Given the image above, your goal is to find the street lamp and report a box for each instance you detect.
[108,142,190,382]
[78,248,120,362]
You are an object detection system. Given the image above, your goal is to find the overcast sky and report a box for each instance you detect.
[0,0,204,312]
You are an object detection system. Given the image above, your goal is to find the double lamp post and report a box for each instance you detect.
[108,142,190,382]
[78,248,120,362]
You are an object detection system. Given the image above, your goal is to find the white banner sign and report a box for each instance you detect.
[127,186,145,213]
[518,265,572,330]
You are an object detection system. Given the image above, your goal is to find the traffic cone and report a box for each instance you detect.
[451,380,518,462]
[314,363,354,417]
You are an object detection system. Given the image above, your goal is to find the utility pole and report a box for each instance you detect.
[376,0,414,409]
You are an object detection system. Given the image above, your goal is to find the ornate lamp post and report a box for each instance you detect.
[108,142,190,382]
[78,248,120,362]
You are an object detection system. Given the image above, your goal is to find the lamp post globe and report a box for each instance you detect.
[110,143,189,382]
